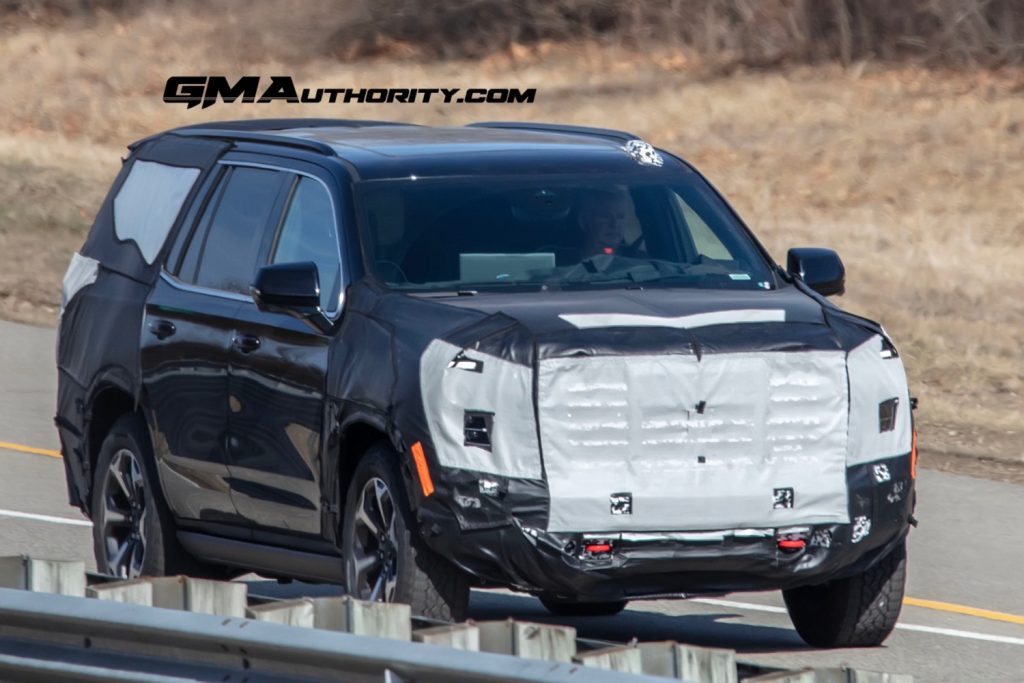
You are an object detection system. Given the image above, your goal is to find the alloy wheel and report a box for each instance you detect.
[348,477,399,602]
[101,448,147,578]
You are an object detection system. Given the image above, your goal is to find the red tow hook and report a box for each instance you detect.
[582,540,614,558]
[777,539,806,552]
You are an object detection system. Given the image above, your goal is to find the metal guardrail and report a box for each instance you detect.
[0,558,913,682]
[0,586,670,683]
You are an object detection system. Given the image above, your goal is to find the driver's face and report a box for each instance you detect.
[581,197,630,247]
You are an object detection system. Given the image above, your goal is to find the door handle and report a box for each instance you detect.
[233,333,261,354]
[149,319,176,340]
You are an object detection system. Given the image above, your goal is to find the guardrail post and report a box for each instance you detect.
[741,670,818,682]
[743,669,914,683]
[573,643,644,673]
[0,556,85,596]
[844,669,914,683]
[638,641,737,682]
[477,619,577,663]
[310,596,412,640]
[86,578,153,605]
[413,622,480,651]
[148,576,247,618]
[246,598,315,626]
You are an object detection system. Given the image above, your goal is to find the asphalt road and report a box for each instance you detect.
[1,318,1022,681]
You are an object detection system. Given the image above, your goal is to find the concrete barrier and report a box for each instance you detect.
[246,596,412,640]
[413,622,481,651]
[575,643,644,673]
[0,556,86,596]
[311,596,412,640]
[148,576,247,617]
[246,597,315,626]
[638,641,737,683]
[478,619,577,663]
[86,578,153,604]
[744,669,914,683]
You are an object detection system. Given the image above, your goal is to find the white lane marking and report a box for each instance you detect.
[896,623,1024,647]
[0,508,92,527]
[694,597,788,613]
[692,597,1024,646]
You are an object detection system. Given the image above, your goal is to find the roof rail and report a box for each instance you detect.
[167,129,337,155]
[171,118,408,133]
[129,119,413,153]
[466,121,640,143]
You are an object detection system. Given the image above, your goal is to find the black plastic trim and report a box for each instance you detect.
[177,531,343,583]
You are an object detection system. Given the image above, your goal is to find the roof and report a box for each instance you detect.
[141,119,690,180]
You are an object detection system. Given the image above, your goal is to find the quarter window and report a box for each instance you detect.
[272,177,341,312]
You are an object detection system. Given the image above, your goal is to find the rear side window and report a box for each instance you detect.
[185,167,286,294]
[271,177,341,312]
[113,160,200,264]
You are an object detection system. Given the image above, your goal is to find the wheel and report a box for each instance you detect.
[539,595,628,617]
[90,414,192,578]
[783,539,907,648]
[342,442,470,621]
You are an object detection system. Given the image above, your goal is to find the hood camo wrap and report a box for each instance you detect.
[381,283,911,535]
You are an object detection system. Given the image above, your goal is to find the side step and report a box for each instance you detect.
[178,531,344,583]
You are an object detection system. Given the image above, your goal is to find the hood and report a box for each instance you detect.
[433,285,825,335]
[425,284,847,359]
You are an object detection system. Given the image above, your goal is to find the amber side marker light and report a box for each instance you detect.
[410,441,435,497]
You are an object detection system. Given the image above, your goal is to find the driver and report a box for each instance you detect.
[578,190,636,258]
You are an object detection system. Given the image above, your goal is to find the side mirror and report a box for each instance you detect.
[251,262,332,332]
[787,247,845,297]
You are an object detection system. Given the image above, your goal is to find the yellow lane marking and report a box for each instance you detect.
[0,441,62,459]
[904,597,1024,626]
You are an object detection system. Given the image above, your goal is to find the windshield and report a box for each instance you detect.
[357,174,776,293]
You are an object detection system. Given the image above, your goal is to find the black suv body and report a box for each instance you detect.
[57,119,915,645]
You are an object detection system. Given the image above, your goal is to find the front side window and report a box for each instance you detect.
[189,167,285,294]
[357,173,775,293]
[271,177,342,313]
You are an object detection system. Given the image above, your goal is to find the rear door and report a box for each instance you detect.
[141,162,290,523]
[225,163,343,535]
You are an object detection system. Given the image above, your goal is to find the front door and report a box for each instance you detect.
[226,171,343,535]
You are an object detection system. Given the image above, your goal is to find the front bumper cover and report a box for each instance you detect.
[418,452,915,600]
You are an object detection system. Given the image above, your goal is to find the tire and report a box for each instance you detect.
[539,595,628,617]
[783,539,907,648]
[90,414,193,578]
[342,442,470,621]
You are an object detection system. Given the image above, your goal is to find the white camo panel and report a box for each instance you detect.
[538,351,850,533]
[419,339,543,479]
[846,334,913,466]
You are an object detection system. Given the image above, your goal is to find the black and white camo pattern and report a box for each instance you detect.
[852,515,872,544]
[622,139,664,167]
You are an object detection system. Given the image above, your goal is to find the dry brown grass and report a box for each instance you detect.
[0,2,1021,465]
